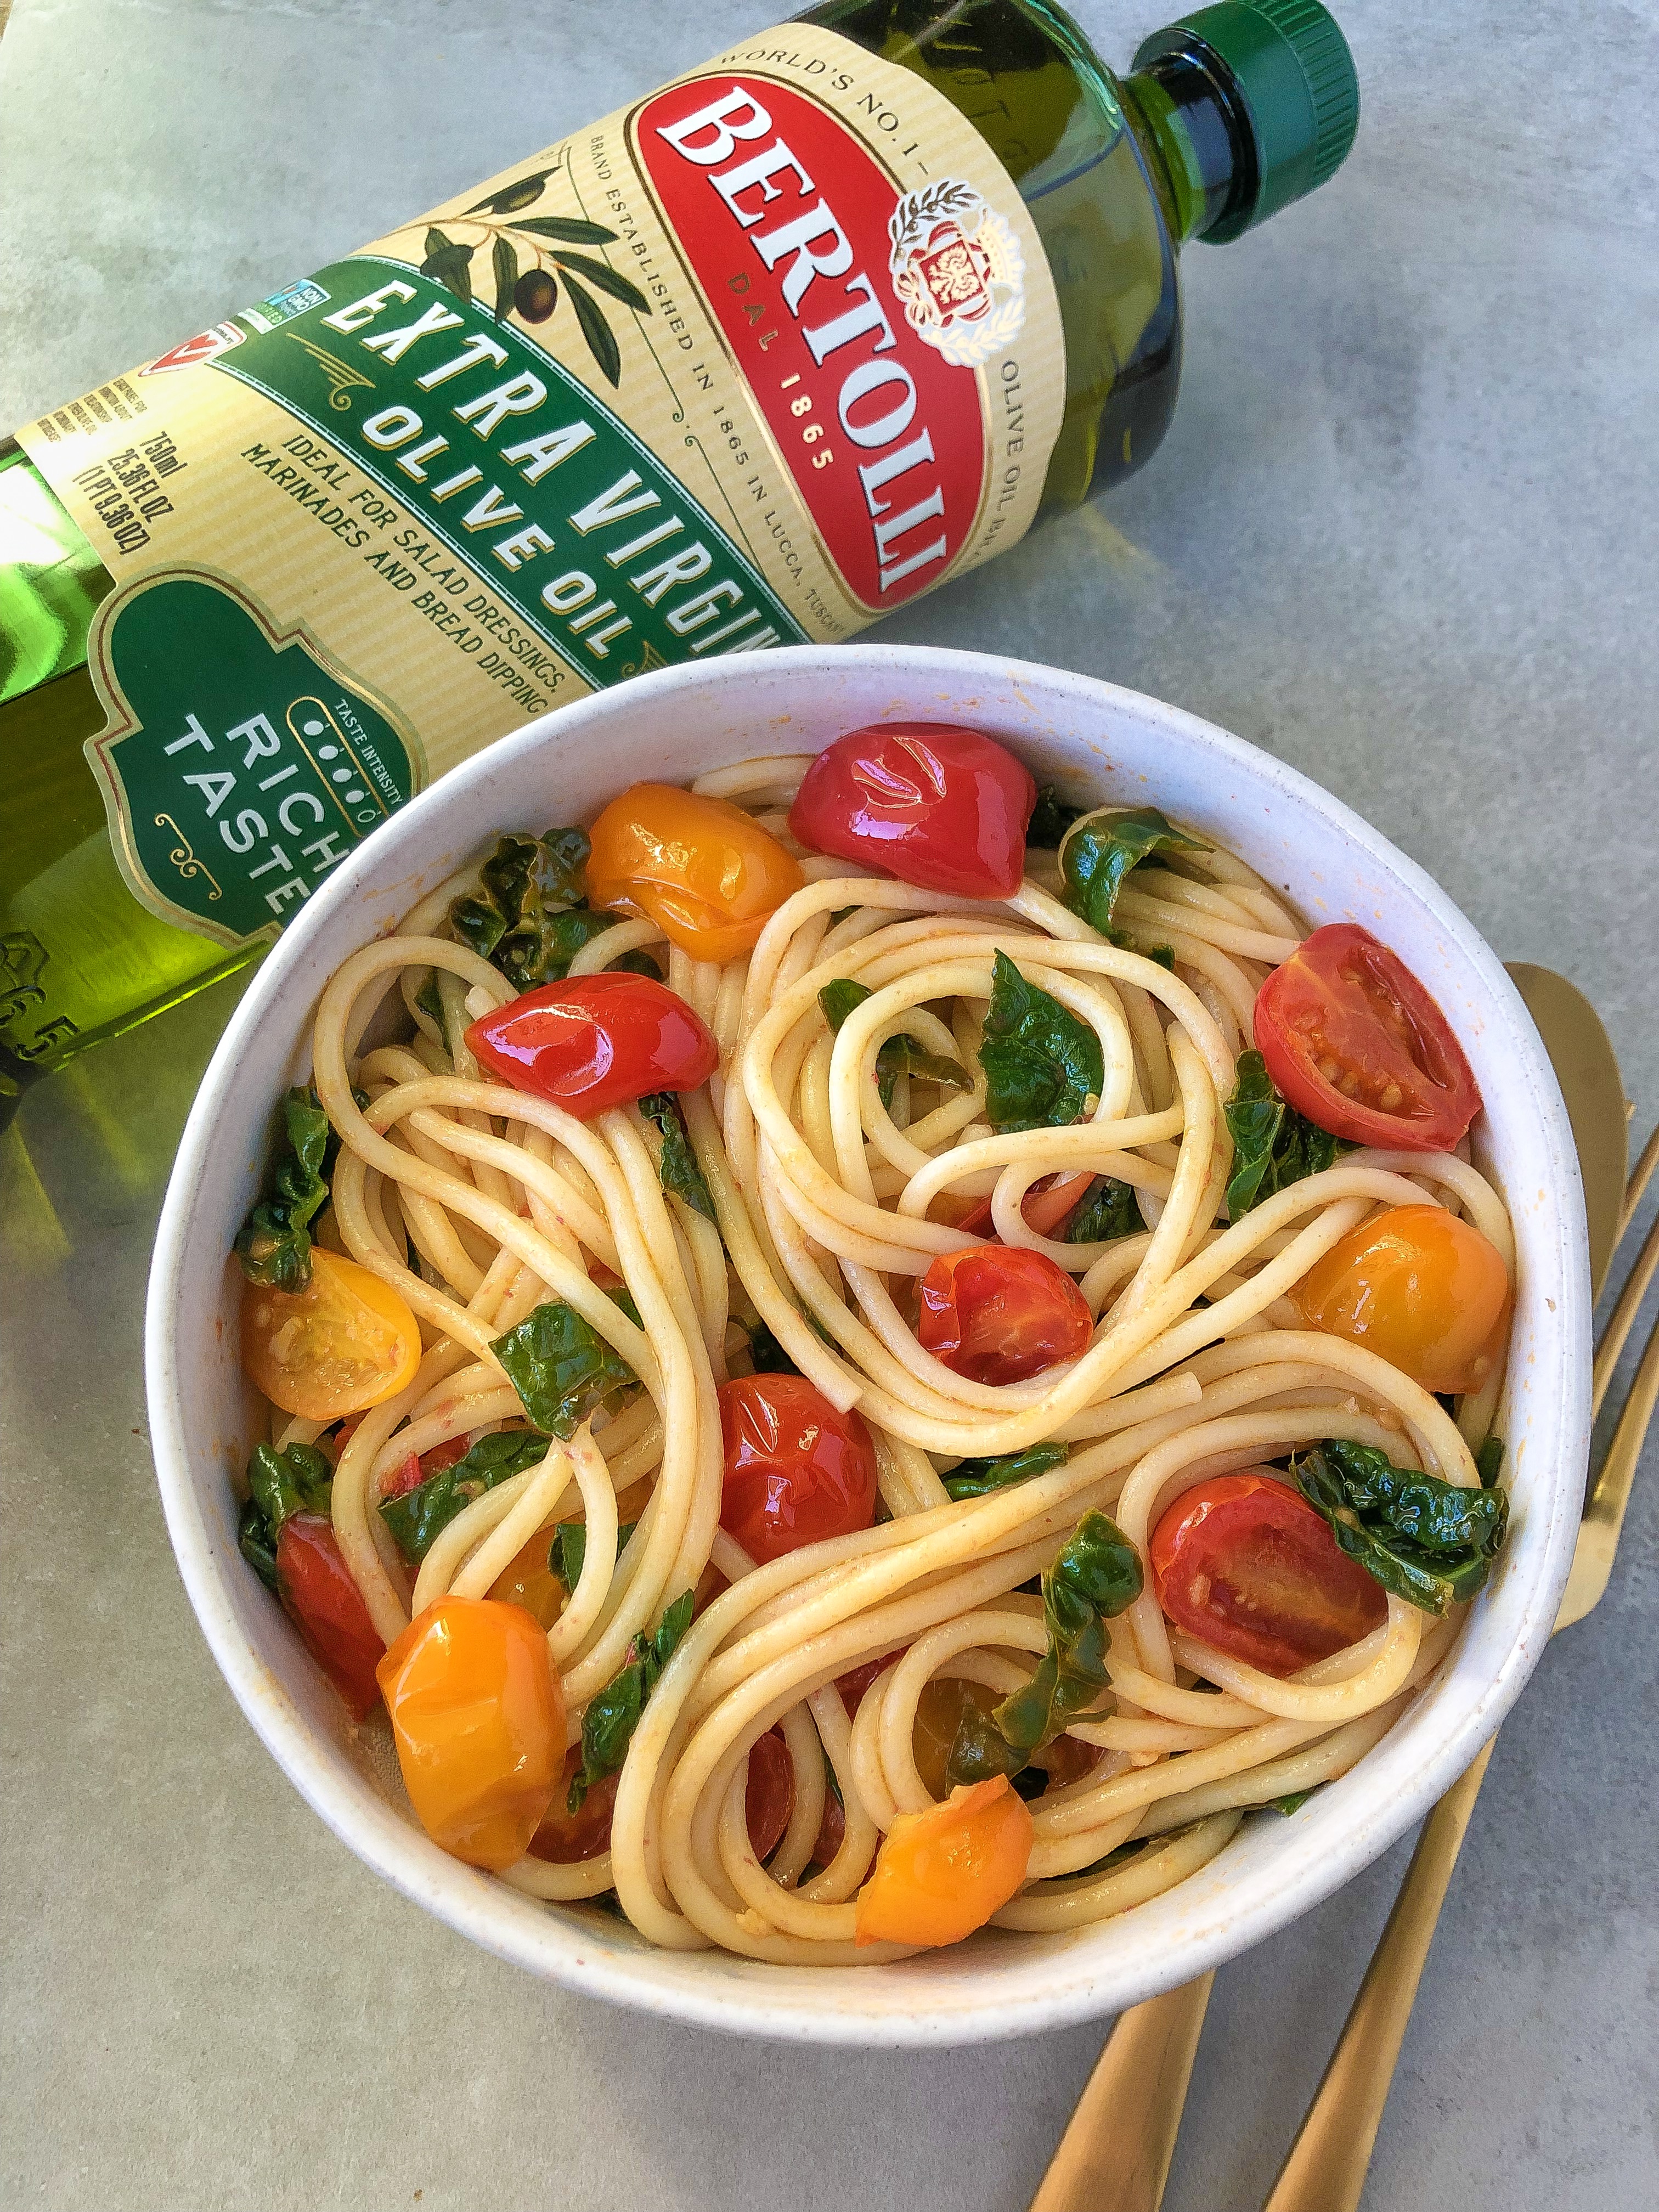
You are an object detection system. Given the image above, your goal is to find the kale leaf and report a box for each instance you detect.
[979,949,1103,1133]
[947,1511,1142,1785]
[817,978,967,1111]
[447,828,620,990]
[942,1442,1068,1501]
[570,1589,695,1809]
[234,1088,332,1291]
[1269,1790,1316,1816]
[552,1517,637,1595]
[493,1299,637,1440]
[1060,806,1203,935]
[743,1318,798,1375]
[1027,785,1087,849]
[637,1092,716,1222]
[1294,1438,1510,1616]
[1223,1049,1346,1218]
[380,1427,552,1563]
[1065,1176,1144,1244]
[1476,1435,1504,1489]
[238,1440,334,1590]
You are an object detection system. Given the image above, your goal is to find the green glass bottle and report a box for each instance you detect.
[0,0,1357,1128]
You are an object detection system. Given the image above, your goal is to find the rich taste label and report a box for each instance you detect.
[19,22,1063,944]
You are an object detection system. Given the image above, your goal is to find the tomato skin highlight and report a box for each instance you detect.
[1150,1472,1389,1677]
[1293,1203,1510,1394]
[1254,924,1481,1152]
[376,1597,564,1871]
[586,782,804,962]
[274,1513,386,1720]
[917,1244,1093,1385]
[718,1375,878,1565]
[466,973,718,1119]
[788,724,1037,900]
[855,1777,1034,1946]
[241,1248,422,1421]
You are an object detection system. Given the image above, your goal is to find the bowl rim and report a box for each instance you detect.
[144,641,1589,2044]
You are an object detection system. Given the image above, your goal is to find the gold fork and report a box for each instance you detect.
[1028,967,1652,2212]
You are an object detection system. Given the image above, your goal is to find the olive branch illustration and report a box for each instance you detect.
[416,167,649,388]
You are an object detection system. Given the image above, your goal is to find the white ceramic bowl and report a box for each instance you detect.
[145,644,1589,2045]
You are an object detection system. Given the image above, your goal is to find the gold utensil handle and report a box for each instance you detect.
[1028,1974,1215,2212]
[1262,1737,1497,2212]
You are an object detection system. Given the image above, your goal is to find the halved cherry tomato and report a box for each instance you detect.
[911,1677,1096,1802]
[788,724,1037,900]
[274,1513,386,1720]
[241,1248,421,1420]
[718,1374,878,1564]
[489,1523,567,1631]
[376,1596,564,1870]
[745,1728,795,1862]
[1293,1202,1509,1393]
[1255,924,1481,1152]
[529,1754,618,1864]
[951,1170,1094,1240]
[382,1431,469,1502]
[586,782,804,962]
[917,1244,1092,1385]
[837,1652,902,1717]
[855,1776,1034,1946]
[1150,1471,1388,1677]
[812,1784,846,1870]
[466,972,717,1118]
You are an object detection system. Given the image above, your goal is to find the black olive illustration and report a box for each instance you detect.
[514,270,557,323]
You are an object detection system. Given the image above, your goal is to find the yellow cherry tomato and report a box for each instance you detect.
[1293,1201,1509,1395]
[376,1597,564,1870]
[855,1777,1034,1948]
[489,1527,567,1630]
[586,782,804,962]
[240,1248,421,1419]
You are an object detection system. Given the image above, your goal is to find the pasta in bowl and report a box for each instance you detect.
[146,645,1585,2039]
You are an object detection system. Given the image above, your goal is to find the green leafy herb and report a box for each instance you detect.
[493,1300,637,1440]
[637,1092,715,1221]
[380,1427,551,1564]
[1476,1435,1504,1489]
[817,978,967,1111]
[1269,1790,1315,1816]
[1027,785,1087,849]
[612,948,662,980]
[1065,1177,1143,1245]
[235,1088,332,1291]
[1060,807,1203,936]
[238,1441,334,1590]
[946,1511,1142,1785]
[448,828,607,990]
[1294,1438,1510,1616]
[571,1589,695,1809]
[743,1318,797,1375]
[552,1517,637,1596]
[1223,1049,1345,1218]
[1111,931,1176,971]
[415,971,445,1030]
[979,950,1103,1133]
[942,1442,1068,1501]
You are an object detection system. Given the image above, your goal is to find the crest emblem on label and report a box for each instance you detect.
[887,182,1025,369]
[142,323,246,376]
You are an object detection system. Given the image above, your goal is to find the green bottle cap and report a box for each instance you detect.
[1134,0,1359,238]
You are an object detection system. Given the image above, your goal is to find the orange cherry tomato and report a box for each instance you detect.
[911,1675,1000,1801]
[376,1596,564,1871]
[1150,1471,1388,1677]
[241,1248,421,1420]
[1255,924,1481,1152]
[855,1777,1034,1947]
[586,782,804,962]
[274,1513,386,1721]
[718,1374,878,1564]
[917,1244,1093,1385]
[466,972,717,1117]
[489,1525,567,1631]
[1293,1202,1510,1393]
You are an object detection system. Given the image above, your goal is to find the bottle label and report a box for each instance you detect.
[17,24,1064,945]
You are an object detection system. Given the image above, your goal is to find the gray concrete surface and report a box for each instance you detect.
[2,2,1656,2207]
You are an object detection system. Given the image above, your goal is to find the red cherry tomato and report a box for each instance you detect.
[917,1244,1092,1386]
[529,1757,620,1864]
[812,1784,846,1869]
[718,1374,878,1565]
[381,1431,470,1502]
[836,1651,903,1717]
[951,1170,1094,1240]
[1254,926,1481,1152]
[788,723,1037,899]
[1150,1472,1389,1678]
[744,1727,795,1861]
[466,973,718,1119]
[274,1512,386,1720]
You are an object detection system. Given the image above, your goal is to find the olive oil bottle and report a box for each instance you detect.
[0,0,1357,1126]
